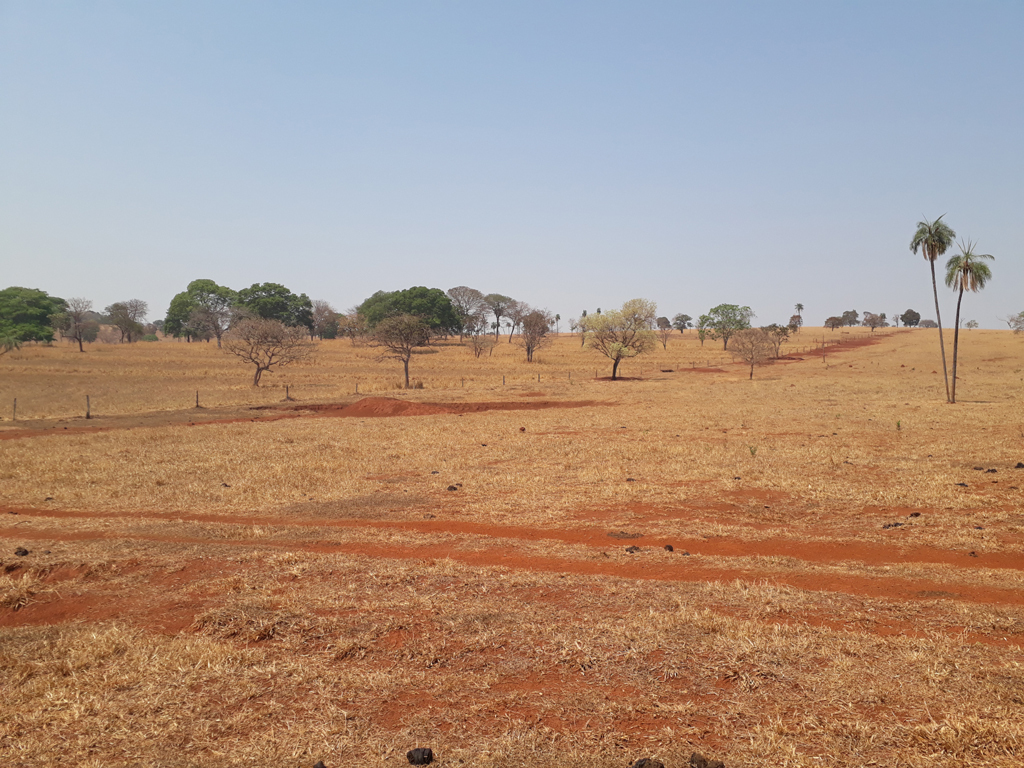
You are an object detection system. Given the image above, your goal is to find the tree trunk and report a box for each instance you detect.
[77,335,84,352]
[611,358,620,380]
[749,362,754,379]
[929,259,951,402]
[403,357,410,389]
[253,366,263,386]
[951,286,964,403]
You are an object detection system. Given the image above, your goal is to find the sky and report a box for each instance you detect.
[2,1,1021,328]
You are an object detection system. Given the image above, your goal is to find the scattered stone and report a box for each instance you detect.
[986,468,998,473]
[625,545,642,553]
[975,525,984,530]
[690,753,725,768]
[456,483,462,487]
[14,548,29,557]
[973,467,985,471]
[423,513,436,519]
[221,483,230,488]
[430,470,439,474]
[1016,462,1024,469]
[969,551,978,557]
[481,443,487,447]
[608,531,642,539]
[908,512,921,518]
[631,759,665,768]
[626,477,636,482]
[681,550,691,556]
[45,496,54,501]
[733,476,741,480]
[314,762,327,768]
[519,426,526,432]
[664,544,674,552]
[956,482,968,487]
[447,485,459,491]
[407,747,434,765]
[882,522,904,529]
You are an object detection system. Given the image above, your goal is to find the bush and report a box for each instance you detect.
[141,334,160,342]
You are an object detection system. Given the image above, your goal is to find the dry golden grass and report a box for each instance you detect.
[2,327,1024,767]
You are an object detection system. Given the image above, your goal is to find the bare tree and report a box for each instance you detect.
[105,300,148,343]
[517,309,553,362]
[862,312,886,332]
[505,299,529,342]
[730,329,774,379]
[447,286,487,341]
[761,324,789,357]
[371,314,431,388]
[224,317,315,386]
[53,297,95,352]
[311,299,338,339]
[483,294,513,340]
[464,312,494,358]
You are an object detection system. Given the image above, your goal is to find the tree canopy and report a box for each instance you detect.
[704,304,754,350]
[357,287,458,333]
[165,279,238,344]
[236,282,314,330]
[582,298,657,379]
[0,286,66,343]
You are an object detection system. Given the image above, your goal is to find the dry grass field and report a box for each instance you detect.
[2,327,1024,768]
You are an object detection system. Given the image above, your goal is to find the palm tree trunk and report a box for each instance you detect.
[951,286,964,403]
[929,260,951,402]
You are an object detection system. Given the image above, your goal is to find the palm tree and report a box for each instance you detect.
[944,240,993,403]
[910,215,957,402]
[794,303,804,320]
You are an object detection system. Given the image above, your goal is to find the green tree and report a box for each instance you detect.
[517,309,553,362]
[945,240,994,403]
[696,314,711,346]
[358,287,458,334]
[911,215,957,402]
[761,324,789,357]
[0,286,66,343]
[582,298,657,379]
[704,304,754,350]
[672,313,692,333]
[186,279,237,347]
[795,303,804,320]
[841,309,859,327]
[236,283,314,331]
[371,314,431,388]
[105,300,148,343]
[900,309,921,327]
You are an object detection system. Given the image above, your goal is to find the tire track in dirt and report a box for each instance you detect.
[5,506,1022,572]
[3,519,1023,609]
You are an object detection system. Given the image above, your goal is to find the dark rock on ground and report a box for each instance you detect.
[681,550,691,556]
[447,485,459,491]
[974,466,984,470]
[664,544,674,552]
[882,522,904,529]
[956,482,968,487]
[407,747,434,765]
[626,477,636,482]
[608,531,642,539]
[15,548,29,557]
[314,762,327,768]
[909,512,921,518]
[625,545,642,553]
[630,759,665,768]
[690,752,726,768]
[1016,462,1024,469]
[987,468,998,473]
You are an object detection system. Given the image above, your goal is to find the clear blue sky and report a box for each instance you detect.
[2,2,1021,327]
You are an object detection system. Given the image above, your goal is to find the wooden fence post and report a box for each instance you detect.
[86,395,91,419]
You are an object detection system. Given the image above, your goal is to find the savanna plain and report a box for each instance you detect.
[2,328,1024,768]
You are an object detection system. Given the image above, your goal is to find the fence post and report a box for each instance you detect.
[502,375,505,386]
[195,390,200,408]
[355,382,359,394]
[86,395,91,419]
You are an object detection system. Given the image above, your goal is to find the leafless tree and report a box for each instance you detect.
[311,299,338,339]
[517,309,553,362]
[862,312,886,332]
[53,297,95,352]
[447,286,487,341]
[105,300,148,343]
[730,329,774,379]
[505,300,529,342]
[371,314,431,388]
[761,324,790,357]
[224,317,315,386]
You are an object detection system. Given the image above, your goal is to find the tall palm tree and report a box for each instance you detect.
[945,240,993,403]
[910,215,957,402]
[794,303,804,319]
